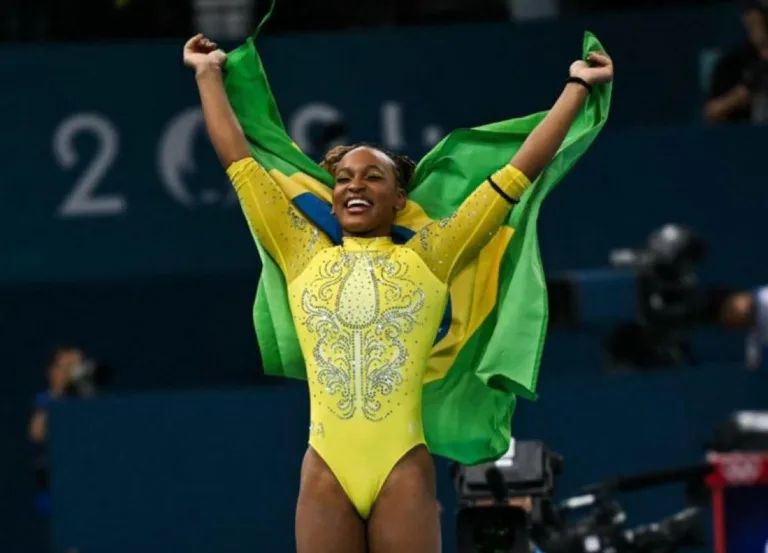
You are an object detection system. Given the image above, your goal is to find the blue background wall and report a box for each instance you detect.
[2,4,766,552]
[0,4,748,283]
[46,368,768,553]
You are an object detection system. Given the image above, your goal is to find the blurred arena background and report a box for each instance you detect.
[2,0,768,552]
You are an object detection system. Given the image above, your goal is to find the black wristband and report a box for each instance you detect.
[566,76,593,93]
[488,176,519,204]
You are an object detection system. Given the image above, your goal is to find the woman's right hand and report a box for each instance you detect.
[183,34,227,73]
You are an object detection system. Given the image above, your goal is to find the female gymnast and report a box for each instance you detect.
[184,33,613,553]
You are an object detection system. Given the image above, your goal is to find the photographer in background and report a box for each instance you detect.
[28,347,83,445]
[704,0,768,124]
[720,286,768,368]
[28,346,105,514]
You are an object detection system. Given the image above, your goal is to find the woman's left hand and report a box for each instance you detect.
[570,52,614,86]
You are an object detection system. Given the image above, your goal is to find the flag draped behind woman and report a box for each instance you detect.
[223,11,612,464]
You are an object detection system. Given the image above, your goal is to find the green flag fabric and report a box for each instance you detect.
[223,16,611,464]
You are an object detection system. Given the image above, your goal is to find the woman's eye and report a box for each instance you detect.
[367,174,383,181]
[336,177,350,184]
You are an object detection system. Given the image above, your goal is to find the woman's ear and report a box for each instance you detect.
[394,188,407,212]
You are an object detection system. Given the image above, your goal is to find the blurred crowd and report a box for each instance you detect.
[5,0,767,127]
[0,0,733,41]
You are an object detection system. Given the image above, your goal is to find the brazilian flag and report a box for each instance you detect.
[223,8,611,464]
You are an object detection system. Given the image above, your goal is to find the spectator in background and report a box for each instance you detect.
[28,347,83,514]
[705,0,768,124]
[28,347,83,444]
[720,287,768,368]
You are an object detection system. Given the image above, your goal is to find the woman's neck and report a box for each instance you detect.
[342,227,391,239]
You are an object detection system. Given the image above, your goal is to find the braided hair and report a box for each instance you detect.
[320,143,416,191]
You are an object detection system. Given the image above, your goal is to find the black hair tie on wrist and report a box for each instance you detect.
[566,76,593,93]
[488,176,518,204]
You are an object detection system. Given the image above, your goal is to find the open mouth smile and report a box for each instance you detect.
[344,198,373,214]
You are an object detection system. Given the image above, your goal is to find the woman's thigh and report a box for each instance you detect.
[366,445,441,553]
[295,447,367,553]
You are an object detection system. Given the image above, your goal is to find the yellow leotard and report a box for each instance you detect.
[227,158,530,518]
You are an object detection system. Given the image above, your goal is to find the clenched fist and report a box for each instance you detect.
[183,34,227,73]
[569,51,614,86]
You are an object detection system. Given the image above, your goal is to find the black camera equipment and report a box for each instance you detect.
[454,440,563,553]
[707,410,768,452]
[608,224,707,366]
[546,223,750,368]
[534,464,711,553]
[64,357,110,397]
[610,224,706,325]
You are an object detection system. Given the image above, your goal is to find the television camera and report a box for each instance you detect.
[547,223,755,368]
[453,440,710,553]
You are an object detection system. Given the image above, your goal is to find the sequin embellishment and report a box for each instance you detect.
[302,250,424,421]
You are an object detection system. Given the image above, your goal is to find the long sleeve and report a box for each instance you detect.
[227,158,332,282]
[406,164,531,283]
